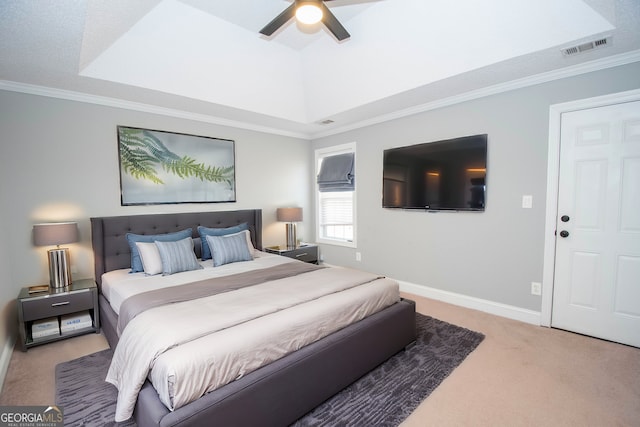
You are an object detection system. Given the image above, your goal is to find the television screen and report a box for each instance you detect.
[383,134,487,211]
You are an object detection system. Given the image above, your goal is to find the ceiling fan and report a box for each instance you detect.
[260,0,350,41]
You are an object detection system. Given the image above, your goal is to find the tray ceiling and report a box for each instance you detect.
[1,0,639,137]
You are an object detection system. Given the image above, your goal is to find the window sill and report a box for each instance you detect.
[317,238,356,248]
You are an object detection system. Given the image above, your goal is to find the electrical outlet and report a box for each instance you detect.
[531,282,542,296]
[522,195,533,209]
[355,252,362,262]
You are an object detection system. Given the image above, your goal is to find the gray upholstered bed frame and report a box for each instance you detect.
[90,209,416,427]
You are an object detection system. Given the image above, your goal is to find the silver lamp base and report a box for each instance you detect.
[285,223,297,250]
[48,248,72,288]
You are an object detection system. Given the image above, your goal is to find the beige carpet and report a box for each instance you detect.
[1,293,638,426]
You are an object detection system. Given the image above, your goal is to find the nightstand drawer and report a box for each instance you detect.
[21,291,93,322]
[265,244,319,264]
[287,248,317,263]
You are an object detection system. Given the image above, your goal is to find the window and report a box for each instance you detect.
[315,143,356,247]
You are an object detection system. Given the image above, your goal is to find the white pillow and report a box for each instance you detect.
[242,230,257,256]
[135,241,163,275]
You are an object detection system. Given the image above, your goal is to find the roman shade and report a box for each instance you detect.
[317,153,355,192]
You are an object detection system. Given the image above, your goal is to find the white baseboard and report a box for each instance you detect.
[398,280,542,326]
[0,337,15,392]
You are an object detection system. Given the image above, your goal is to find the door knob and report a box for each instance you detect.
[559,230,569,238]
[561,215,570,222]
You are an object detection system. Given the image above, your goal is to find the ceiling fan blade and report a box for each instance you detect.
[319,2,350,41]
[259,3,296,36]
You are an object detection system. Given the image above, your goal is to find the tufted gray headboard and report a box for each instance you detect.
[90,209,262,288]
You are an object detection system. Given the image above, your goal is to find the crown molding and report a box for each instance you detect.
[0,80,309,140]
[1,49,639,141]
[311,49,640,139]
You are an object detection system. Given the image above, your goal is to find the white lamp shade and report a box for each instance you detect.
[33,222,79,246]
[277,207,303,222]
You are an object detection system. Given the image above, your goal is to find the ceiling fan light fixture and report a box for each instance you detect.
[296,2,323,25]
[260,0,350,41]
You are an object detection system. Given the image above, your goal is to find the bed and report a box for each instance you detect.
[90,209,417,427]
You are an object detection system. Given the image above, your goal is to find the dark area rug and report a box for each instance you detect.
[55,314,484,427]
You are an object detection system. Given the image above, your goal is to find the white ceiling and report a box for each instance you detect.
[1,0,639,138]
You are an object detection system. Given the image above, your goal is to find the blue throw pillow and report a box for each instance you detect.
[205,232,253,267]
[126,228,192,273]
[197,223,249,260]
[155,237,203,275]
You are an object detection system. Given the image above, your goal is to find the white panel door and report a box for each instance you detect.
[552,100,640,347]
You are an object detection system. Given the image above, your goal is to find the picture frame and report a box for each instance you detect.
[117,126,236,205]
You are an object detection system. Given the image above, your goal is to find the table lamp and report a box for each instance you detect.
[276,207,302,249]
[33,222,79,288]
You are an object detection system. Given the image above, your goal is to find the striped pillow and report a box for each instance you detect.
[155,237,203,275]
[197,223,249,260]
[206,231,253,267]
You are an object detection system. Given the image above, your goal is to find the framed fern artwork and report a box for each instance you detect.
[117,126,236,205]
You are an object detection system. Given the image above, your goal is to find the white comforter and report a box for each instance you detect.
[102,251,290,315]
[105,259,399,422]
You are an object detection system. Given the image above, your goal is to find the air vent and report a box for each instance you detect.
[561,36,611,57]
[319,119,335,125]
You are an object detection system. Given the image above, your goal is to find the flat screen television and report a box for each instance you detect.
[383,134,487,211]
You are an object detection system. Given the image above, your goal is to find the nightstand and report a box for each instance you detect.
[17,278,100,351]
[265,244,319,264]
